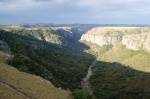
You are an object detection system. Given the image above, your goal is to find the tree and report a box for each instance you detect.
[72,89,91,99]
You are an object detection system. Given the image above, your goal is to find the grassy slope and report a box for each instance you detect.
[89,44,150,98]
[100,44,150,72]
[0,51,72,99]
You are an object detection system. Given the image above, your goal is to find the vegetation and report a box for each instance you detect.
[0,29,94,91]
[87,44,150,99]
[0,51,72,99]
[90,61,150,99]
[72,89,92,99]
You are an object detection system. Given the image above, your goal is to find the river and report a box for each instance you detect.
[82,59,97,95]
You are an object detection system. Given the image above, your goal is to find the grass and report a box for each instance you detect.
[0,83,28,99]
[88,44,150,99]
[100,44,139,62]
[0,51,72,99]
[100,44,150,72]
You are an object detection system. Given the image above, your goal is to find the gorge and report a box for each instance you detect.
[1,25,150,99]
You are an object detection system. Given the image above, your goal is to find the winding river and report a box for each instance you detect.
[82,59,97,95]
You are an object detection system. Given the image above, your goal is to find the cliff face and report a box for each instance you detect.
[81,34,122,46]
[81,27,150,52]
[54,27,83,41]
[7,27,83,46]
[122,33,150,51]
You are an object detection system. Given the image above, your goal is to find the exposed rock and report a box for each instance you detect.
[81,27,150,52]
[143,33,150,52]
[122,33,147,50]
[81,27,124,46]
[54,27,83,41]
[81,34,122,46]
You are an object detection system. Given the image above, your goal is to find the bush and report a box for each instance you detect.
[72,89,91,99]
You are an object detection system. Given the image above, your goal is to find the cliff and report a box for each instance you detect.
[53,27,83,41]
[81,27,150,52]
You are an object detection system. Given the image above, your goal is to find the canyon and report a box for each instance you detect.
[1,25,150,99]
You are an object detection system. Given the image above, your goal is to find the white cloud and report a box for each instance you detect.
[0,0,150,23]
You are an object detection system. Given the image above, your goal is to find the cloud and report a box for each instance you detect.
[0,0,150,24]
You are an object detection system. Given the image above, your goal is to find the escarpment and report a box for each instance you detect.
[81,27,150,52]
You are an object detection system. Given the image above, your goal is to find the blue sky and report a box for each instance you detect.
[0,0,150,24]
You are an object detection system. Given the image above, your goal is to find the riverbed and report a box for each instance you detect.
[82,59,97,95]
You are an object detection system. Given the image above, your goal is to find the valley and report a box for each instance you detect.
[82,59,97,95]
[0,25,150,99]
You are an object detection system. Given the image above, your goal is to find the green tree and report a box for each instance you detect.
[72,89,91,99]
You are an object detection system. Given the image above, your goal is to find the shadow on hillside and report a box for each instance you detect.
[0,40,12,55]
[1,29,150,99]
[0,29,92,55]
[90,60,150,99]
[0,29,95,90]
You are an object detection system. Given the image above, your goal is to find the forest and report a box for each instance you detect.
[0,29,94,91]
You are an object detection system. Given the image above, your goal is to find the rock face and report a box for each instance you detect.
[122,33,149,51]
[24,27,83,46]
[81,27,150,52]
[81,27,124,46]
[81,34,122,46]
[54,27,83,41]
[29,29,66,45]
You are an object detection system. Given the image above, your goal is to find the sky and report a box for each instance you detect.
[0,0,150,24]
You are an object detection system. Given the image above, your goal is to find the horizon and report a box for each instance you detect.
[1,23,150,25]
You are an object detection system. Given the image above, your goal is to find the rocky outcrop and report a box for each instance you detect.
[81,27,150,52]
[54,27,83,41]
[81,34,122,46]
[25,27,83,46]
[30,29,66,45]
[81,27,125,46]
[122,33,146,50]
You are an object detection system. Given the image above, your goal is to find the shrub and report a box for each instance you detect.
[72,89,91,99]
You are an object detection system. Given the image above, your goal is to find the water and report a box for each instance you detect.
[82,60,96,95]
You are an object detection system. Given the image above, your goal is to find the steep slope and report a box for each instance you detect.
[0,51,72,99]
[8,28,66,45]
[53,27,83,41]
[81,27,150,52]
[89,44,150,99]
[100,44,150,72]
[80,27,150,99]
[0,29,94,91]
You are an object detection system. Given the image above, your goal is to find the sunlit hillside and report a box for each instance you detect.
[0,51,72,99]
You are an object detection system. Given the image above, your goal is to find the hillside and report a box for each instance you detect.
[80,27,150,99]
[0,51,72,99]
[1,26,150,99]
[0,28,94,91]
